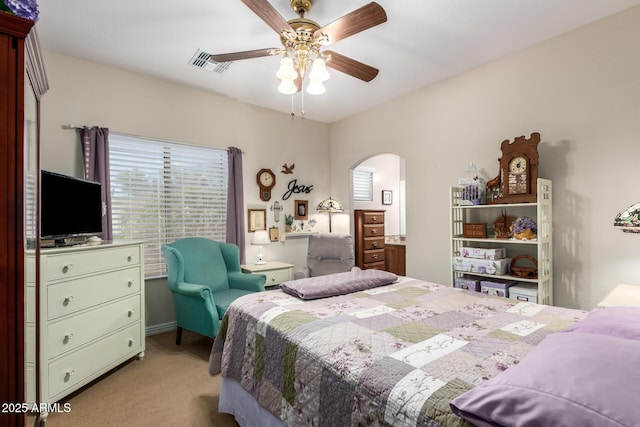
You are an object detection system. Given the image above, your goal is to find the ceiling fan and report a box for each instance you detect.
[210,0,388,92]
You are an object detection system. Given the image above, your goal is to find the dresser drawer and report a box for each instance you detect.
[363,224,384,238]
[363,237,385,251]
[48,322,142,399]
[363,211,384,224]
[264,267,293,286]
[44,245,141,281]
[363,261,386,270]
[363,249,385,264]
[47,266,141,320]
[48,294,141,358]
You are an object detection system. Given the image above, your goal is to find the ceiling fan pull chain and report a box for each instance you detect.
[290,94,295,120]
[301,88,306,118]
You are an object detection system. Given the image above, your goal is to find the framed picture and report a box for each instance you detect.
[248,209,266,232]
[269,226,279,242]
[294,199,308,220]
[382,190,393,205]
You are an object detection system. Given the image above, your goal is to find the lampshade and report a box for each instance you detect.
[251,230,271,245]
[614,202,640,233]
[309,58,330,82]
[316,197,344,213]
[306,79,326,95]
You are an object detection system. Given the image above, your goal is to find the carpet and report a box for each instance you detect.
[34,330,239,427]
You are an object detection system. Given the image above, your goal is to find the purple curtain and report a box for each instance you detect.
[80,126,113,241]
[226,147,246,264]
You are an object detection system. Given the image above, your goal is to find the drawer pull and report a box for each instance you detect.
[372,242,378,248]
[270,276,276,282]
[64,333,74,343]
[63,296,74,306]
[65,369,75,380]
[127,280,134,288]
[128,338,136,347]
[372,254,379,260]
[128,309,135,318]
[371,229,377,234]
[62,264,73,274]
[127,255,133,262]
[371,216,378,221]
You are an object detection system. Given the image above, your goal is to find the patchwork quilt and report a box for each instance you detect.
[209,277,586,427]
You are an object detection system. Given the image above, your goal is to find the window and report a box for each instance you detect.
[353,167,374,201]
[109,134,228,277]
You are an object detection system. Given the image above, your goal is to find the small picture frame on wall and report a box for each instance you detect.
[382,190,393,205]
[248,209,266,232]
[269,226,279,242]
[294,199,308,220]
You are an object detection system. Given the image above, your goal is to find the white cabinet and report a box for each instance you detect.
[27,241,145,419]
[242,261,294,287]
[450,179,553,305]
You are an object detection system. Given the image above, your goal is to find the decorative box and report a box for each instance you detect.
[454,276,481,292]
[481,279,516,298]
[453,257,511,275]
[509,283,538,303]
[463,223,487,238]
[460,247,506,260]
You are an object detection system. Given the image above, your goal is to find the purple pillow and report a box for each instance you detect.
[563,306,640,340]
[450,332,640,427]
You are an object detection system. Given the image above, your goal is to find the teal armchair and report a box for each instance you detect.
[162,237,266,344]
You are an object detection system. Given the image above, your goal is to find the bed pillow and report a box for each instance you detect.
[562,306,640,340]
[449,332,640,427]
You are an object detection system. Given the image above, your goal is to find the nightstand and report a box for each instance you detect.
[597,284,640,307]
[242,261,294,288]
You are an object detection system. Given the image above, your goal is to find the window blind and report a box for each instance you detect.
[109,134,228,277]
[353,167,374,201]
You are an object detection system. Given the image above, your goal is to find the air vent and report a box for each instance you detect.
[189,49,231,74]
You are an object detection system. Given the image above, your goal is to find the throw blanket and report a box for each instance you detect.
[210,278,587,426]
[279,269,398,299]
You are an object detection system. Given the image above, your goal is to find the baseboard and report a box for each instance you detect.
[145,321,177,336]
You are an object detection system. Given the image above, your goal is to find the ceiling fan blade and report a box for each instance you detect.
[241,0,295,36]
[210,48,279,63]
[314,2,387,46]
[324,50,379,82]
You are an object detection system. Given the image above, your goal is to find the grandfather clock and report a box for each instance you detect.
[0,11,47,425]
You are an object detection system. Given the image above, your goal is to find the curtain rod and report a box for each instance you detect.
[61,124,244,153]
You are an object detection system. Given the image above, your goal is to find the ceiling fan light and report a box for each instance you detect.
[278,79,298,95]
[306,79,326,95]
[276,56,297,81]
[309,58,330,82]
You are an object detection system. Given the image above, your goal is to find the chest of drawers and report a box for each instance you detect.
[354,210,386,270]
[27,241,145,420]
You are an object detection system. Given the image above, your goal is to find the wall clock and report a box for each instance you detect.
[489,132,540,204]
[257,168,276,201]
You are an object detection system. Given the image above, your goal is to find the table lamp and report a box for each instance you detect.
[251,230,271,264]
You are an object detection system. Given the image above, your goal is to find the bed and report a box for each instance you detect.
[209,274,640,427]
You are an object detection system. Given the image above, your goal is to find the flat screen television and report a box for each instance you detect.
[41,170,103,245]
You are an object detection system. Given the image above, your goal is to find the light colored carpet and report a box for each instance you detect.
[36,330,240,427]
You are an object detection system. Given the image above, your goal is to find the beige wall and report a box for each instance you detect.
[330,6,640,310]
[40,52,331,327]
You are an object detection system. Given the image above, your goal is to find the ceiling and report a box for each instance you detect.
[36,0,640,123]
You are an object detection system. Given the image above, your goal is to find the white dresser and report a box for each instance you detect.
[27,241,145,419]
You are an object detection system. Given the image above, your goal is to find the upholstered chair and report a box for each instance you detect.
[162,237,266,344]
[294,233,357,279]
